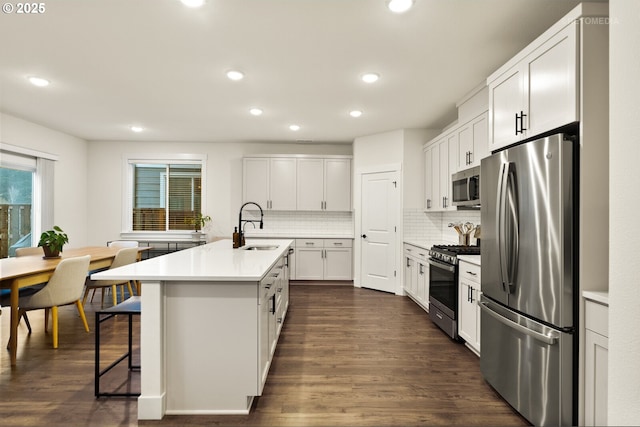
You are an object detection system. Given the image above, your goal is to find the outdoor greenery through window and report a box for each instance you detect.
[0,167,33,258]
[132,163,202,232]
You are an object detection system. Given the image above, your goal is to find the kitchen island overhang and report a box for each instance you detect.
[91,239,293,420]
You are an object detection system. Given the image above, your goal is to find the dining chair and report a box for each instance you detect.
[87,241,140,303]
[17,255,91,349]
[83,247,138,308]
[108,240,139,249]
[108,241,141,295]
[15,246,44,257]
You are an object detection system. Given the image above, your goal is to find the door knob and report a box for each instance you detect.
[361,234,367,239]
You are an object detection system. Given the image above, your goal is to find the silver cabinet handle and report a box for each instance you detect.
[419,263,424,275]
[426,199,431,209]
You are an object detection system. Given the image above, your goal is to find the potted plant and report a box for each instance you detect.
[186,213,211,242]
[38,225,69,258]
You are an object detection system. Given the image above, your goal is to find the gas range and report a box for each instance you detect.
[428,244,481,340]
[429,244,481,265]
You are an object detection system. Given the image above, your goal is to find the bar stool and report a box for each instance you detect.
[95,296,141,397]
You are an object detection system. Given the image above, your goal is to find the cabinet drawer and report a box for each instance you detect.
[295,239,324,248]
[324,239,352,248]
[403,244,428,261]
[585,300,608,338]
[459,262,481,285]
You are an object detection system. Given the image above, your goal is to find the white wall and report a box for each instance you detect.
[85,140,351,245]
[608,1,640,424]
[0,112,89,246]
[352,129,404,172]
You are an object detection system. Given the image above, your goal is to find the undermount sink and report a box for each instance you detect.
[242,245,279,251]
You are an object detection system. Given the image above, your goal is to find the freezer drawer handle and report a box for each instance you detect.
[479,301,559,345]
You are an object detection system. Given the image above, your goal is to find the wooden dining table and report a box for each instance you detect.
[0,246,148,366]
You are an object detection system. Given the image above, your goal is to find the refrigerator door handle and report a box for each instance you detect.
[504,162,519,293]
[479,301,559,345]
[497,162,519,294]
[497,163,509,292]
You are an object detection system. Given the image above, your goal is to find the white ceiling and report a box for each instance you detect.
[0,0,588,144]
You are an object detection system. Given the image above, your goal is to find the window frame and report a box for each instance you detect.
[121,153,207,240]
[0,142,57,251]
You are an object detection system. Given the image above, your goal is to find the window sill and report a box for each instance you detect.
[120,231,205,242]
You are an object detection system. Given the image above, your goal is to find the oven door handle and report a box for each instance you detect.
[427,258,455,273]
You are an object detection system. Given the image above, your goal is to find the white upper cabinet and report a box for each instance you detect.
[323,158,351,211]
[425,142,440,211]
[269,158,297,210]
[488,21,578,150]
[424,134,456,212]
[441,134,457,211]
[489,66,525,149]
[296,158,324,210]
[245,156,351,211]
[424,146,434,211]
[527,22,578,135]
[457,112,488,169]
[243,157,270,208]
[297,157,351,211]
[243,157,296,210]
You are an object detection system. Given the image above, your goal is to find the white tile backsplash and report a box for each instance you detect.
[404,208,481,245]
[241,210,353,235]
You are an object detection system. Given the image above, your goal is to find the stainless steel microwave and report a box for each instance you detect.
[452,166,480,207]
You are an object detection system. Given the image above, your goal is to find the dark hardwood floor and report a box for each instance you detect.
[0,284,528,426]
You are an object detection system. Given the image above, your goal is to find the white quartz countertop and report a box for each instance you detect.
[583,290,609,306]
[244,230,354,239]
[458,255,481,265]
[91,239,293,282]
[403,240,433,251]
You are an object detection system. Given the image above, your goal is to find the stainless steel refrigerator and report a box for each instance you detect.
[480,133,577,426]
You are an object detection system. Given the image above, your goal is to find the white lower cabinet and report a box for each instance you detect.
[403,244,429,311]
[295,239,324,280]
[584,297,609,426]
[458,260,481,356]
[294,238,353,281]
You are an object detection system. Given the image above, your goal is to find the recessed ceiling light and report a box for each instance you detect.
[130,126,144,133]
[350,110,363,118]
[361,73,380,84]
[226,70,244,81]
[387,0,414,13]
[28,76,50,87]
[180,0,205,8]
[289,125,300,131]
[249,108,263,116]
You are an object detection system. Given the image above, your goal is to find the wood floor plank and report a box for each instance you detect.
[1,284,528,426]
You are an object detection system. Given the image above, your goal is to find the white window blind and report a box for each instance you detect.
[132,163,202,232]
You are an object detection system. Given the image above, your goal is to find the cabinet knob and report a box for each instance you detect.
[361,234,367,239]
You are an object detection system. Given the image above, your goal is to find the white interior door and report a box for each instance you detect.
[360,170,399,294]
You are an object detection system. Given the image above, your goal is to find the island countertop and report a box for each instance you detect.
[91,238,293,282]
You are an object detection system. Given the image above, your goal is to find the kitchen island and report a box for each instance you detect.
[91,238,293,420]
